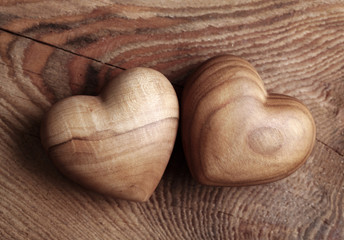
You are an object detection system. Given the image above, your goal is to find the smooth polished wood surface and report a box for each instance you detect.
[41,68,179,202]
[1,1,344,239]
[182,55,316,186]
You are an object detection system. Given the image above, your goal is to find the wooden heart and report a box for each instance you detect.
[181,55,316,186]
[41,68,179,201]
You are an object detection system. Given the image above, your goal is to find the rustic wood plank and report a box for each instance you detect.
[0,109,343,239]
[0,1,344,239]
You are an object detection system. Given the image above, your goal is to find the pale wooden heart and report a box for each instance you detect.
[182,55,316,186]
[41,68,179,201]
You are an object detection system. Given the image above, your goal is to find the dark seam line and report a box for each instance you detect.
[1,28,186,88]
[48,116,178,151]
[0,27,126,71]
[316,138,344,157]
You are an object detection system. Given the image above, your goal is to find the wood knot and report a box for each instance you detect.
[247,127,283,155]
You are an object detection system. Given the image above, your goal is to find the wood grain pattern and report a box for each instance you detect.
[0,0,343,154]
[0,0,343,239]
[182,55,316,186]
[40,67,179,202]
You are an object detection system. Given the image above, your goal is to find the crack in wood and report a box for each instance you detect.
[0,27,185,90]
[0,59,43,77]
[0,27,126,71]
[316,138,344,158]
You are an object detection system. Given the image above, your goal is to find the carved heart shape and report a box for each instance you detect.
[41,68,179,201]
[182,55,316,186]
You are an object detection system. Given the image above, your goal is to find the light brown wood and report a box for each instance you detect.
[40,67,179,202]
[1,1,344,239]
[182,55,316,185]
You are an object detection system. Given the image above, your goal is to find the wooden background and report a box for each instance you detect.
[1,1,343,239]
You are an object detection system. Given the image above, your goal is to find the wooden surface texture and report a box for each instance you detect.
[0,0,343,239]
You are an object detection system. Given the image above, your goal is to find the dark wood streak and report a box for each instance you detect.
[47,116,178,152]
